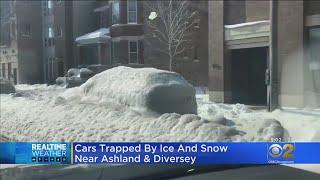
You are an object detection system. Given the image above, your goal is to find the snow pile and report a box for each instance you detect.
[0,90,283,142]
[197,102,284,141]
[2,67,318,143]
[61,66,197,114]
[0,83,285,142]
[196,94,320,142]
[197,94,251,120]
[272,109,320,142]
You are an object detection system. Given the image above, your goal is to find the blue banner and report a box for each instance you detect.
[1,142,319,164]
[0,142,71,164]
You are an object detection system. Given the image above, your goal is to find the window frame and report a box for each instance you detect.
[48,27,54,38]
[111,0,120,25]
[127,0,138,24]
[22,23,31,37]
[8,63,11,80]
[56,26,62,37]
[2,64,6,78]
[128,40,139,64]
[111,41,116,64]
[47,0,53,9]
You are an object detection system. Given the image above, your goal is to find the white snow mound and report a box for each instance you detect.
[62,66,197,114]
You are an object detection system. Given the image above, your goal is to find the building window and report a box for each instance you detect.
[44,38,48,47]
[112,0,120,24]
[43,1,47,16]
[1,64,5,78]
[48,27,54,38]
[111,41,120,64]
[8,63,11,80]
[47,0,53,9]
[11,21,16,39]
[48,38,54,46]
[47,59,51,80]
[308,28,320,94]
[22,23,31,36]
[13,68,17,84]
[111,41,115,63]
[127,0,137,23]
[193,46,198,60]
[56,26,62,37]
[56,0,62,5]
[128,41,138,63]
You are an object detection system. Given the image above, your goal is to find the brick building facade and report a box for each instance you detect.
[209,0,320,108]
[0,1,43,84]
[42,0,96,83]
[75,0,208,86]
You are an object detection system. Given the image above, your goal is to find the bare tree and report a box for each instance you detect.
[145,0,199,71]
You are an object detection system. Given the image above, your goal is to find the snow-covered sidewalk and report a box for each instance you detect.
[0,67,319,177]
[1,83,319,142]
[0,90,280,142]
[197,94,320,142]
[0,67,319,142]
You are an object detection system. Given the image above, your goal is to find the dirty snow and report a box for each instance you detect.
[0,67,319,143]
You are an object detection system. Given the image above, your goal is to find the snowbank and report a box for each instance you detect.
[0,94,227,141]
[0,84,285,142]
[0,90,283,142]
[1,68,318,142]
[1,84,320,175]
[197,94,320,142]
[61,66,197,114]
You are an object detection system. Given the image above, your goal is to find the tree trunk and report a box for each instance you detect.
[169,43,173,71]
[169,56,173,71]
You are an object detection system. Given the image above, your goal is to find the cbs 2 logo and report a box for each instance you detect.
[268,144,294,159]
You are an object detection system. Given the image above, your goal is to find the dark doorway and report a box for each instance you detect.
[13,68,17,84]
[79,45,98,66]
[8,63,11,80]
[230,47,268,105]
[58,61,64,77]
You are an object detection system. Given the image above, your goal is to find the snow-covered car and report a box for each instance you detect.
[63,64,144,88]
[63,67,96,88]
[66,76,87,88]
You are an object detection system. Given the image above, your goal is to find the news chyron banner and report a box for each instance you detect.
[0,142,319,164]
[0,142,71,164]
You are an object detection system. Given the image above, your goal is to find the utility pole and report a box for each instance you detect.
[268,0,278,111]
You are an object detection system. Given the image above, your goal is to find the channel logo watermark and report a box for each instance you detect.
[267,143,295,164]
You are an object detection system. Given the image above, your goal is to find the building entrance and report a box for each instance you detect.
[230,47,268,105]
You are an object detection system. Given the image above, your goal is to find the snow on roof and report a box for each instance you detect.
[94,5,109,13]
[111,23,143,28]
[225,20,269,29]
[75,28,110,45]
